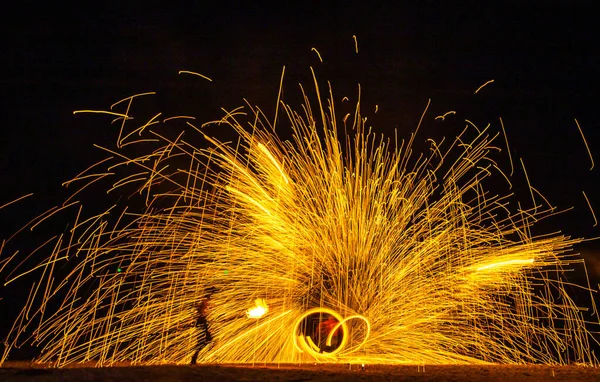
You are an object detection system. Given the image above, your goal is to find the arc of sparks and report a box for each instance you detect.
[1,69,598,367]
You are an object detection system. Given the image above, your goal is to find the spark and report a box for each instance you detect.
[73,110,129,118]
[0,193,34,211]
[257,143,289,184]
[499,117,514,176]
[582,191,598,227]
[162,116,196,123]
[519,158,537,212]
[311,47,323,62]
[574,118,594,170]
[111,92,156,109]
[178,70,213,82]
[109,92,156,148]
[474,79,494,94]
[352,35,359,53]
[273,66,286,130]
[435,111,456,121]
[476,258,534,272]
[4,255,68,287]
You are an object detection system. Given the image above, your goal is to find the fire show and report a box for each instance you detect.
[0,64,598,366]
[1,6,600,381]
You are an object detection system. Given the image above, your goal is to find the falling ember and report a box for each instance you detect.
[0,65,598,367]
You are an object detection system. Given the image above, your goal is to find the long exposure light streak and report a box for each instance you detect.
[0,68,598,367]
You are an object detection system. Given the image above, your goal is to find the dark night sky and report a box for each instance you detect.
[0,1,599,336]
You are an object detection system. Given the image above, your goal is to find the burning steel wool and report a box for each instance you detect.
[0,69,598,367]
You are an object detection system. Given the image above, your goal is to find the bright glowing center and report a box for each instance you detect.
[246,298,268,318]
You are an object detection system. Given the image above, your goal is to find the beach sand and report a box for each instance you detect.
[1,362,599,381]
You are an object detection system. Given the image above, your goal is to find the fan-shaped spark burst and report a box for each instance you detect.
[1,75,598,367]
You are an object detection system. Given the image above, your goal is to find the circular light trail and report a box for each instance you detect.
[292,307,370,360]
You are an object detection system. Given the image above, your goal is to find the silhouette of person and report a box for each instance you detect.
[190,287,217,365]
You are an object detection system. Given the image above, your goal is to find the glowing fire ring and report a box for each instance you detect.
[292,307,370,360]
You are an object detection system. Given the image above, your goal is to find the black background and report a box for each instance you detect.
[1,0,599,358]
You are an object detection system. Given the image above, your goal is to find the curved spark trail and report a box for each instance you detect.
[0,72,598,367]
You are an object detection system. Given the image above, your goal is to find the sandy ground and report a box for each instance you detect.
[1,362,599,382]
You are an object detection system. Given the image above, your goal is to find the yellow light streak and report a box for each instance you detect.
[519,158,537,213]
[178,70,213,82]
[162,116,196,123]
[292,308,346,358]
[325,314,371,352]
[257,143,289,184]
[474,79,494,94]
[273,66,285,130]
[582,191,598,227]
[311,47,323,62]
[0,193,34,211]
[110,92,156,109]
[499,117,514,176]
[435,111,456,121]
[73,110,129,118]
[476,258,534,272]
[4,247,66,286]
[574,118,594,170]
